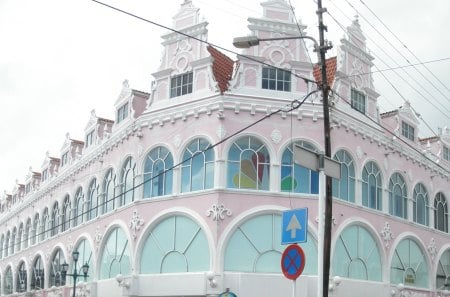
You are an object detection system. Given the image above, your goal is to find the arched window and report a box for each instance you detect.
[103,169,117,213]
[224,214,317,274]
[281,141,319,194]
[62,195,71,232]
[50,248,66,287]
[362,161,382,210]
[24,219,31,249]
[389,173,408,219]
[228,136,270,190]
[32,214,39,245]
[11,227,16,255]
[73,187,84,227]
[437,249,450,291]
[332,150,355,202]
[141,215,209,274]
[87,179,99,221]
[181,138,214,192]
[413,183,429,226]
[391,238,428,288]
[100,227,130,279]
[41,208,49,241]
[17,223,23,252]
[31,255,44,290]
[5,231,10,257]
[332,225,382,281]
[51,202,60,237]
[435,192,448,232]
[120,157,136,206]
[73,239,93,283]
[17,261,27,293]
[4,266,13,294]
[143,147,173,197]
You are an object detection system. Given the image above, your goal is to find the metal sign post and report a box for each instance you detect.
[293,145,340,297]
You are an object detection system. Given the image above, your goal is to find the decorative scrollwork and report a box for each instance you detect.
[206,204,232,221]
[129,209,145,240]
[380,222,394,249]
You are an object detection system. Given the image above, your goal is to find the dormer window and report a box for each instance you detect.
[117,102,129,123]
[41,169,48,182]
[61,151,69,167]
[402,121,415,141]
[444,146,450,162]
[85,130,95,148]
[170,72,193,98]
[262,67,291,92]
[351,88,366,114]
[25,183,31,194]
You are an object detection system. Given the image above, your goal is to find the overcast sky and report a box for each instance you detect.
[1,0,449,192]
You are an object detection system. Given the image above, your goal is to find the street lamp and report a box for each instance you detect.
[61,251,89,297]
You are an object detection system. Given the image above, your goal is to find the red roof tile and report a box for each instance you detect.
[313,56,337,87]
[207,46,235,94]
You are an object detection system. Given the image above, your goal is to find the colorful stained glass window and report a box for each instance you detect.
[281,141,319,194]
[227,136,270,190]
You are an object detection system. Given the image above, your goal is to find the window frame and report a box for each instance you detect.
[85,130,95,148]
[117,102,129,123]
[351,88,366,114]
[332,150,356,202]
[143,147,174,198]
[434,192,448,233]
[413,183,429,226]
[261,66,291,92]
[170,72,193,98]
[444,146,450,162]
[401,121,415,141]
[388,172,408,219]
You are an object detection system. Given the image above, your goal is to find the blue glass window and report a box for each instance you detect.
[143,147,173,198]
[100,228,130,279]
[32,214,39,245]
[435,192,448,232]
[74,239,93,283]
[24,219,31,249]
[17,261,27,293]
[87,179,99,221]
[332,150,355,202]
[62,195,71,232]
[140,215,209,273]
[5,266,12,294]
[281,141,319,194]
[391,239,428,288]
[389,173,407,219]
[51,203,60,237]
[103,169,117,213]
[31,256,44,290]
[437,249,450,290]
[73,187,84,227]
[362,161,382,210]
[413,183,428,226]
[41,208,49,241]
[181,138,214,192]
[50,248,66,287]
[228,136,270,190]
[121,157,136,206]
[332,225,381,281]
[225,214,317,274]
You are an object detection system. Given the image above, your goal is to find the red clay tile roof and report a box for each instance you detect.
[313,56,337,87]
[207,46,235,94]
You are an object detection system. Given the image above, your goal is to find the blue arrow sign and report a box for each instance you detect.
[282,208,308,244]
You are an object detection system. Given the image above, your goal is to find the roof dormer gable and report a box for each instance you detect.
[85,109,114,149]
[114,80,149,129]
[40,151,60,183]
[24,167,41,196]
[60,133,84,169]
[381,101,420,143]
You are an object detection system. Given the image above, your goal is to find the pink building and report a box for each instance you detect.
[0,1,449,297]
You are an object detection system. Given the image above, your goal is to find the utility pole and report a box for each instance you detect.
[316,1,333,297]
